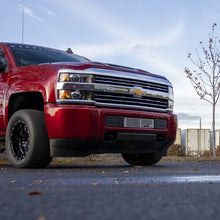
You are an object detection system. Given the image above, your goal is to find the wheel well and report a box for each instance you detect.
[8,92,44,120]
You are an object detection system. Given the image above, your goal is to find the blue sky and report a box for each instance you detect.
[1,0,220,129]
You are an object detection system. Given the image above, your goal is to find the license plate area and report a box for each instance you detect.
[124,117,154,128]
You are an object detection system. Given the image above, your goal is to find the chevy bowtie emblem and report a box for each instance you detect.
[130,87,146,96]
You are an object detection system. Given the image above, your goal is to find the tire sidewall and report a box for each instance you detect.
[122,152,162,166]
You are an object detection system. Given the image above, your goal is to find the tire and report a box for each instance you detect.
[6,110,52,168]
[121,152,162,166]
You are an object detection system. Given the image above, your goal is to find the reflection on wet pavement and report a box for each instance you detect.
[32,175,220,186]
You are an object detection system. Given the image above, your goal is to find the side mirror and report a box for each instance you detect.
[0,57,8,73]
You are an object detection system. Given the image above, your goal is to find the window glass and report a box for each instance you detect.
[0,48,5,59]
[0,48,9,73]
[10,44,88,67]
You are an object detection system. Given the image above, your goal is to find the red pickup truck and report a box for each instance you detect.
[0,42,177,168]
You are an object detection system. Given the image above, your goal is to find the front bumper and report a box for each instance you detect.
[44,104,177,157]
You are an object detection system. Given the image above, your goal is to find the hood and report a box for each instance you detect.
[38,61,167,80]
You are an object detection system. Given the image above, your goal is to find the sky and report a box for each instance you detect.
[1,0,220,130]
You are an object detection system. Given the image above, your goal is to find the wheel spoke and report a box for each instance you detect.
[10,120,30,160]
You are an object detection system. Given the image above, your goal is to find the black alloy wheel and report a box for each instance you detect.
[6,110,52,168]
[10,120,30,160]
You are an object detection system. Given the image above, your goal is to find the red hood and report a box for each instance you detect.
[38,61,167,80]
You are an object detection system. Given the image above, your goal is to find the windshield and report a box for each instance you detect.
[9,44,88,67]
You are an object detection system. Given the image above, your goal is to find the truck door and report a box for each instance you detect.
[0,48,8,131]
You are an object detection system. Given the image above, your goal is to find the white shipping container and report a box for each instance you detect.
[215,130,220,149]
[181,129,210,156]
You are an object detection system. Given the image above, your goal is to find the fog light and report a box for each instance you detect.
[71,90,83,99]
[59,90,70,99]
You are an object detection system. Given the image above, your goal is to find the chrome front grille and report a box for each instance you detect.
[94,75,169,110]
[94,91,168,109]
[94,75,168,93]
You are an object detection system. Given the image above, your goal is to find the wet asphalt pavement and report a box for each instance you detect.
[1,161,220,220]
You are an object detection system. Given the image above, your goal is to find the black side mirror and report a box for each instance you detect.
[0,57,8,73]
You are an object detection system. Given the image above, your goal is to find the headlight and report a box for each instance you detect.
[168,86,174,111]
[59,73,93,83]
[168,100,174,109]
[57,72,94,101]
[168,86,174,99]
[59,73,70,82]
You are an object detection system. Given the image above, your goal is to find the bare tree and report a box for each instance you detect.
[185,23,220,156]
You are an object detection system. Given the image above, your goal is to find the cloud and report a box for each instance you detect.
[70,21,184,84]
[57,0,128,39]
[38,5,55,16]
[56,0,184,45]
[55,0,184,76]
[18,4,44,22]
[73,43,122,58]
[72,21,184,55]
[132,21,184,49]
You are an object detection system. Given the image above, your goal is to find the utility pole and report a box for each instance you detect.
[22,8,24,44]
